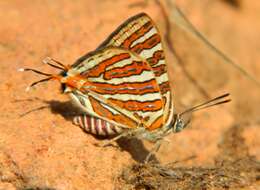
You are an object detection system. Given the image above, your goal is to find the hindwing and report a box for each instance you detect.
[68,47,165,129]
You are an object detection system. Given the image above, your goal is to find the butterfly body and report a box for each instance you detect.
[52,13,176,140]
[73,114,124,136]
[72,112,180,142]
[59,45,176,141]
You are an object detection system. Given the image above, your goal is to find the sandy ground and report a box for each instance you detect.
[0,0,259,189]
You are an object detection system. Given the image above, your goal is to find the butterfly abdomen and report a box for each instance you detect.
[73,115,123,136]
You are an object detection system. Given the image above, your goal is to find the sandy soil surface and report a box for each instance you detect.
[0,0,259,189]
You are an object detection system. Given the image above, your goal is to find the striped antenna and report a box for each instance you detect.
[180,93,231,116]
[18,57,66,91]
[18,68,52,76]
[43,57,69,71]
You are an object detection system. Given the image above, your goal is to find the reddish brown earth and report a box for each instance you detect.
[0,0,260,189]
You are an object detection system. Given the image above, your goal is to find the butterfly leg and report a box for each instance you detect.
[98,123,145,147]
[98,130,132,147]
[144,139,163,163]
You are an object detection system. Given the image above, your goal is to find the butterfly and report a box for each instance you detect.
[20,13,231,162]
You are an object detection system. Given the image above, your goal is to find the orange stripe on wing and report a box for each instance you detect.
[147,115,164,131]
[159,81,171,94]
[81,79,160,95]
[153,64,166,77]
[122,21,153,49]
[89,96,137,128]
[147,50,164,66]
[131,34,161,54]
[82,53,131,78]
[109,98,163,112]
[104,60,151,80]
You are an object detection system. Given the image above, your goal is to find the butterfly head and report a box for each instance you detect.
[172,93,231,133]
[172,113,190,133]
[19,57,74,92]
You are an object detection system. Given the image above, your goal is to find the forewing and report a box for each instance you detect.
[97,13,174,129]
[68,47,165,129]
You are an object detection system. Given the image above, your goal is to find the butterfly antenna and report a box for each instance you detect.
[25,77,53,91]
[180,93,231,116]
[18,68,52,76]
[43,57,69,71]
[20,105,50,117]
[18,58,66,91]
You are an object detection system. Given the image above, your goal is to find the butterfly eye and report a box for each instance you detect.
[60,70,68,77]
[61,83,67,93]
[174,118,184,133]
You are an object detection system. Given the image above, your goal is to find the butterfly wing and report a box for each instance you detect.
[68,47,165,130]
[98,13,174,129]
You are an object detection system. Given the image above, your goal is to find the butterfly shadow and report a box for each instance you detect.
[47,100,159,163]
[19,99,159,163]
[17,98,81,120]
[45,100,159,163]
[46,100,82,120]
[115,137,159,163]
